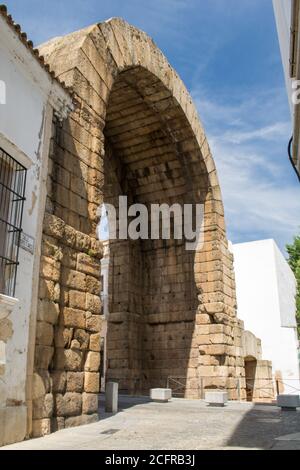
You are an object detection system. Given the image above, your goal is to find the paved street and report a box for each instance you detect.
[2,396,300,450]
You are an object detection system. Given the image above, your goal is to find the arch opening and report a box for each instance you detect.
[101,66,209,395]
[244,356,257,402]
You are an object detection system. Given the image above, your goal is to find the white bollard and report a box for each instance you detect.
[150,388,172,402]
[205,390,228,407]
[105,382,118,413]
[277,394,300,410]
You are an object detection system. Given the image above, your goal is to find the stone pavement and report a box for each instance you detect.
[2,396,300,450]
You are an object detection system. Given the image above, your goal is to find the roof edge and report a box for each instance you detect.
[0,4,74,103]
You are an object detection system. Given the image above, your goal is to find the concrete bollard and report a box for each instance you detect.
[105,382,118,413]
[150,388,172,402]
[277,394,300,411]
[205,390,228,407]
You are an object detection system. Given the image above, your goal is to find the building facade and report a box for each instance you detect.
[273,0,300,179]
[233,239,300,395]
[0,6,72,446]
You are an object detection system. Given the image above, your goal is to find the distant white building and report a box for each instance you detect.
[232,239,300,394]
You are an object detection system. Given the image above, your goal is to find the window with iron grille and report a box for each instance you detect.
[0,147,26,297]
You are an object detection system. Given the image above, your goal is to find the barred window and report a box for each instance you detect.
[0,148,26,297]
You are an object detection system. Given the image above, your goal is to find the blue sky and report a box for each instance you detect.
[6,0,300,252]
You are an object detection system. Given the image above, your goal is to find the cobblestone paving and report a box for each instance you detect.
[2,396,300,450]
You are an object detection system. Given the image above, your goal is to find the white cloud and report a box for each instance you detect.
[210,138,300,238]
[192,86,300,251]
[221,122,290,144]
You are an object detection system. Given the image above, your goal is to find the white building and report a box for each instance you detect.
[232,239,300,394]
[273,0,300,178]
[0,7,72,446]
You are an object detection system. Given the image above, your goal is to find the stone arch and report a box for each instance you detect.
[29,18,245,437]
[102,64,210,395]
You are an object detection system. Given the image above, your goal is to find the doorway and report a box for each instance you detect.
[244,357,257,401]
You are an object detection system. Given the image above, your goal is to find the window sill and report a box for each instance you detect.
[0,294,19,320]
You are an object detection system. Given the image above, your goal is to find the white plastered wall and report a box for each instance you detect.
[0,14,72,445]
[232,239,300,395]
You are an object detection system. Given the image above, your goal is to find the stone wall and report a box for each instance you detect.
[31,119,104,436]
[242,330,274,402]
[0,296,27,446]
[30,18,248,436]
[248,360,274,403]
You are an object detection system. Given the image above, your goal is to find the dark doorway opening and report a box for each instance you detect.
[245,357,257,401]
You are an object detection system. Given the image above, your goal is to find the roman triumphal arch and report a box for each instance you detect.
[28,18,247,437]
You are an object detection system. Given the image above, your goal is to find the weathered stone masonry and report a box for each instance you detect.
[30,18,249,437]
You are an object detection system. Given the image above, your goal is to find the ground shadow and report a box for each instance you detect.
[226,404,300,449]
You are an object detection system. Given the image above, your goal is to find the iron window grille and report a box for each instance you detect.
[0,147,26,297]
